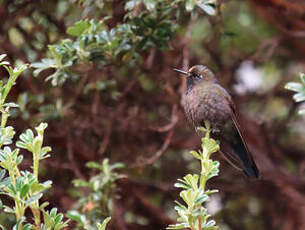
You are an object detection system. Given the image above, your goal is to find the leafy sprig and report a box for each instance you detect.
[168,121,220,230]
[0,55,69,230]
[67,159,124,230]
[285,73,305,115]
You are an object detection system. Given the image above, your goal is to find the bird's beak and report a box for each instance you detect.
[173,68,188,76]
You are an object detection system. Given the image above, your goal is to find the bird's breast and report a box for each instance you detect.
[181,83,231,131]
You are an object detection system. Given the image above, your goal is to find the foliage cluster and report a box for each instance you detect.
[67,159,124,230]
[32,0,216,86]
[168,123,220,230]
[0,56,68,230]
[0,56,113,229]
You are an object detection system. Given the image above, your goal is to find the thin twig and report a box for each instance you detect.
[199,217,202,230]
[149,104,178,132]
[97,121,113,156]
[133,128,174,167]
[179,14,196,94]
[67,135,86,179]
[132,104,178,167]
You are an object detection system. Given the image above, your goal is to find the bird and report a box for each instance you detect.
[173,65,259,178]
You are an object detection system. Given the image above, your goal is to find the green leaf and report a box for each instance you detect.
[195,193,209,205]
[3,205,15,213]
[96,217,111,230]
[67,20,91,36]
[19,129,34,144]
[0,170,6,181]
[197,3,216,15]
[298,108,305,115]
[36,122,48,133]
[20,184,30,198]
[13,64,28,77]
[16,155,23,165]
[0,61,9,67]
[31,59,56,77]
[125,0,138,11]
[66,210,86,224]
[16,141,27,149]
[190,150,201,160]
[3,102,19,108]
[0,177,11,187]
[16,178,22,191]
[174,201,187,211]
[50,208,58,217]
[205,220,216,227]
[110,162,125,170]
[185,0,196,11]
[167,223,189,229]
[184,174,199,189]
[174,182,191,190]
[54,213,64,225]
[205,189,219,195]
[293,92,305,102]
[0,126,15,145]
[40,146,52,159]
[285,82,303,92]
[31,180,52,193]
[144,0,156,11]
[72,179,88,187]
[201,138,219,154]
[180,190,195,206]
[86,161,102,169]
[13,216,26,230]
[7,183,17,194]
[32,137,42,154]
[25,193,43,206]
[26,129,34,139]
[0,54,7,62]
[40,201,49,210]
[46,70,70,86]
[21,224,33,230]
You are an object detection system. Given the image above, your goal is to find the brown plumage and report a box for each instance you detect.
[174,65,259,178]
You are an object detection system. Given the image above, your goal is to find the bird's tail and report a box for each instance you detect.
[220,114,259,179]
[230,135,259,178]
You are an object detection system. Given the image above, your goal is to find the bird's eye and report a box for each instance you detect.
[194,74,202,79]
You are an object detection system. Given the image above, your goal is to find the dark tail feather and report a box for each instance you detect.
[227,110,259,179]
[245,164,259,178]
[231,133,259,178]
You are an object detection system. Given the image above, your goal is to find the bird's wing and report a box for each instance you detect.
[218,95,259,178]
[216,119,249,174]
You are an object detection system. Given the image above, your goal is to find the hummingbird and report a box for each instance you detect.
[174,65,259,178]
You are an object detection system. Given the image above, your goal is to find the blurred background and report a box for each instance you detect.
[1,0,305,229]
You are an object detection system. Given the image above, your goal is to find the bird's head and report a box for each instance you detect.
[173,65,216,83]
